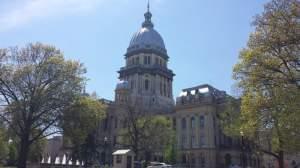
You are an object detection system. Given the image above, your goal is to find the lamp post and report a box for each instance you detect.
[104,136,108,165]
[240,131,245,168]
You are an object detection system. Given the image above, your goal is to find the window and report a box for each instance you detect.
[191,154,196,165]
[103,118,108,131]
[199,135,205,146]
[181,134,187,148]
[172,118,176,130]
[116,155,122,163]
[114,117,118,128]
[136,57,139,64]
[145,79,149,90]
[163,83,166,96]
[155,57,159,64]
[160,82,163,95]
[181,118,186,129]
[130,80,134,89]
[123,119,127,128]
[191,135,196,148]
[182,154,187,163]
[147,56,151,64]
[200,153,205,168]
[199,116,205,128]
[113,136,117,146]
[191,117,196,129]
[144,56,147,64]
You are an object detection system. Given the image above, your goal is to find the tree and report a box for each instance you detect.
[228,0,300,168]
[62,95,106,167]
[163,136,177,165]
[0,43,86,168]
[120,103,174,164]
[0,123,8,165]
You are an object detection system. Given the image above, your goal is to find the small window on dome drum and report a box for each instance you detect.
[147,56,151,64]
[144,56,147,64]
[145,79,149,90]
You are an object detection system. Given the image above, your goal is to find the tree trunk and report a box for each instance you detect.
[17,134,30,168]
[278,150,284,168]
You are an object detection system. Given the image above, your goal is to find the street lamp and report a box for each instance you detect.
[240,131,246,168]
[103,136,108,165]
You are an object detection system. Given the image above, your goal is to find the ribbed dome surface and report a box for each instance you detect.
[126,5,167,56]
[116,80,129,90]
[128,27,166,53]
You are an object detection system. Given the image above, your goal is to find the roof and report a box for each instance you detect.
[112,149,132,155]
[126,4,167,56]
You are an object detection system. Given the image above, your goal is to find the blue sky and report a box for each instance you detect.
[0,0,268,100]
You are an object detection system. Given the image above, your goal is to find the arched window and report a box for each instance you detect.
[145,79,149,90]
[181,118,186,129]
[199,116,205,128]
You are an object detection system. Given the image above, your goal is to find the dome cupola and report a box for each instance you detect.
[126,2,168,58]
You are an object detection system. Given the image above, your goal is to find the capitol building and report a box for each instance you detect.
[96,4,261,168]
[42,3,261,168]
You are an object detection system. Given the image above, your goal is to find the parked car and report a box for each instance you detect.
[147,162,172,168]
[134,161,143,168]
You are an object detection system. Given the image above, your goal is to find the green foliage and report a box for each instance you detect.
[0,42,87,168]
[28,138,46,163]
[7,142,17,166]
[229,0,300,159]
[122,114,174,162]
[163,138,177,164]
[62,95,106,163]
[0,125,8,165]
[219,97,242,137]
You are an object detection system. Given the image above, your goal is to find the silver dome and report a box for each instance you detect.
[128,27,166,53]
[116,80,129,90]
[126,5,167,55]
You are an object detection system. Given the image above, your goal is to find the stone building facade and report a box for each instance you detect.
[174,84,260,167]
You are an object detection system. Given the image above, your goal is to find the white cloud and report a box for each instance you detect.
[0,0,103,32]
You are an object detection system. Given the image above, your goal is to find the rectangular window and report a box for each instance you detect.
[144,56,147,64]
[116,155,122,163]
[199,135,205,146]
[181,134,187,148]
[113,136,117,146]
[199,116,205,128]
[191,117,196,129]
[148,56,151,64]
[191,135,197,148]
[173,118,176,130]
[200,153,205,168]
[115,118,118,128]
